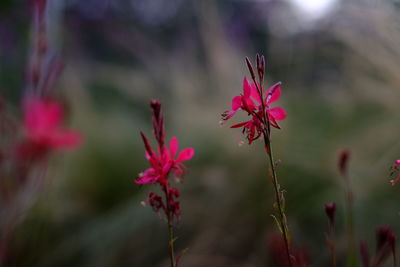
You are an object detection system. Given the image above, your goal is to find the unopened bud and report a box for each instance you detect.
[376,226,395,251]
[338,149,350,177]
[261,55,265,72]
[324,202,336,226]
[245,57,256,80]
[150,100,161,117]
[150,100,165,147]
[256,53,264,80]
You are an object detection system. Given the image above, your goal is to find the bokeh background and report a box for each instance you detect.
[1,0,400,266]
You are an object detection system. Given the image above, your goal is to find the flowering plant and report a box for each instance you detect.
[221,54,292,265]
[0,0,82,264]
[135,100,194,267]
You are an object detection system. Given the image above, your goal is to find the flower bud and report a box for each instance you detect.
[256,53,264,80]
[245,57,256,80]
[338,150,350,177]
[324,202,336,226]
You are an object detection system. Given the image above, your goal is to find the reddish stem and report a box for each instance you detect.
[163,184,177,267]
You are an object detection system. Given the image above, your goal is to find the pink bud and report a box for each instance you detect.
[245,57,256,80]
[150,100,165,148]
[324,202,336,226]
[256,53,264,80]
[338,150,350,177]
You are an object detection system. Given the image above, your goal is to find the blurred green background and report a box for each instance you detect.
[1,0,400,266]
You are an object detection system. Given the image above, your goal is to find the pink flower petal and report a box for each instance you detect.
[162,161,172,174]
[223,110,237,122]
[177,148,194,162]
[242,96,256,112]
[396,160,400,165]
[250,83,262,104]
[170,137,178,159]
[243,77,251,98]
[266,82,281,104]
[230,121,248,128]
[24,98,64,135]
[231,96,242,111]
[135,168,159,184]
[268,107,286,121]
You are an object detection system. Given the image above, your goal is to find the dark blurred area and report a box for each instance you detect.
[1,0,400,266]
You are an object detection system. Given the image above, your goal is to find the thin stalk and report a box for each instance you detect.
[263,134,292,267]
[328,222,337,267]
[344,177,357,267]
[164,184,177,267]
[167,222,176,267]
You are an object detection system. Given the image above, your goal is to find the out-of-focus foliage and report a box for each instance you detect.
[1,0,400,266]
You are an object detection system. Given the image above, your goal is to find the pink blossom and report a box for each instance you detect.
[338,150,350,177]
[135,100,194,227]
[222,76,286,144]
[24,98,81,148]
[18,97,81,158]
[135,134,194,184]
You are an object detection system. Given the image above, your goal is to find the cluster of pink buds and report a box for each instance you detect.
[389,160,400,186]
[146,188,180,219]
[135,100,194,222]
[221,54,286,144]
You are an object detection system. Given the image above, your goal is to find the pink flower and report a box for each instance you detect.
[222,76,286,144]
[18,97,81,158]
[135,134,194,184]
[168,136,195,177]
[135,100,194,226]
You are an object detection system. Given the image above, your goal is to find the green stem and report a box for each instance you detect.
[167,222,176,267]
[263,134,292,267]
